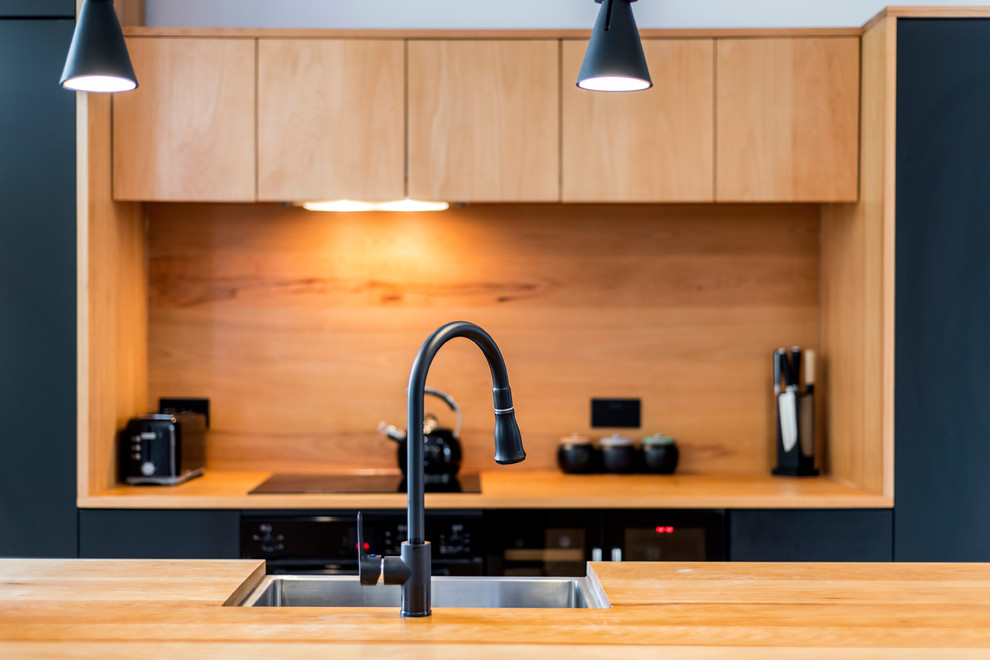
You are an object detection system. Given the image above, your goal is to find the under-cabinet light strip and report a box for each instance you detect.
[300,199,449,212]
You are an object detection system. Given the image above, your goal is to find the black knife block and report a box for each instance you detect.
[772,392,819,477]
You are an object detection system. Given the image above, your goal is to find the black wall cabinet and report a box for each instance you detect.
[0,11,77,557]
[895,18,990,561]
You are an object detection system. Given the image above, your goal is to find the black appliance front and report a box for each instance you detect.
[603,510,726,563]
[118,412,206,485]
[485,509,595,577]
[241,511,484,576]
[485,509,726,576]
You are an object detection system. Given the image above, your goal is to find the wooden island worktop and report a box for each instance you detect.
[2,559,990,658]
[78,470,892,509]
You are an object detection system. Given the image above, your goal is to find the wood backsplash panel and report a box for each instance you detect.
[146,203,819,474]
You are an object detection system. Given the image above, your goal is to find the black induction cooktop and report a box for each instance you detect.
[249,472,481,495]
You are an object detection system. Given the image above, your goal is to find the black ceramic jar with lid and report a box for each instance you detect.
[599,434,636,473]
[557,434,596,474]
[640,434,679,474]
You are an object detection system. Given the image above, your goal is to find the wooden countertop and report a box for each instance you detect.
[3,559,990,657]
[78,470,892,509]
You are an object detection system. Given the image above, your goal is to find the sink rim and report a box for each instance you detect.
[235,573,611,609]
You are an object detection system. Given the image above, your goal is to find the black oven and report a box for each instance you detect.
[242,509,725,577]
[601,510,726,562]
[241,511,484,576]
[485,509,726,576]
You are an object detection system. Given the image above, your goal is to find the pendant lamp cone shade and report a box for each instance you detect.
[60,0,138,93]
[577,0,652,92]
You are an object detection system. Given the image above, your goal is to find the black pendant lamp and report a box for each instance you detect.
[577,0,652,92]
[60,0,138,93]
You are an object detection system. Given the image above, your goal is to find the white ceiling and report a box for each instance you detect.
[146,0,990,29]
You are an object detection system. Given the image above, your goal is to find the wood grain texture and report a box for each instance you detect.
[12,643,982,660]
[879,19,897,500]
[0,559,264,604]
[867,6,990,30]
[4,559,990,654]
[561,39,714,202]
[112,0,145,27]
[407,40,560,201]
[121,27,865,39]
[257,39,405,202]
[78,471,892,509]
[112,37,256,201]
[78,94,147,498]
[136,202,818,477]
[716,37,860,202]
[820,19,893,496]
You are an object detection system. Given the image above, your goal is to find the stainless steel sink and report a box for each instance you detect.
[236,574,610,609]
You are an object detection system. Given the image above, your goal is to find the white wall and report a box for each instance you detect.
[146,0,990,29]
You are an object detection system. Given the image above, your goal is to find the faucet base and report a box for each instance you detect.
[400,541,432,617]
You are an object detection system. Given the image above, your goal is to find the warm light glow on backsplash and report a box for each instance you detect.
[300,199,449,212]
[146,202,821,475]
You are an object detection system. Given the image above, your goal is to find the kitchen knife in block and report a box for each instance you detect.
[778,349,798,453]
[799,349,815,457]
[778,390,798,453]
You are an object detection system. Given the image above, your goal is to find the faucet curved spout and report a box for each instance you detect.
[407,321,525,541]
[403,321,525,617]
[358,321,525,617]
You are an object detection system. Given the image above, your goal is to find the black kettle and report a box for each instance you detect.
[377,387,463,478]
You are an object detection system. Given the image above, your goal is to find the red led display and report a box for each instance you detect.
[654,526,675,534]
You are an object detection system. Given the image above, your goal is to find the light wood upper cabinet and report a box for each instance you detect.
[407,40,560,202]
[715,37,860,202]
[561,39,715,202]
[257,39,405,202]
[113,37,256,202]
[109,34,861,204]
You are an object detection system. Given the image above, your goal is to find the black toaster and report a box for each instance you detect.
[118,412,206,485]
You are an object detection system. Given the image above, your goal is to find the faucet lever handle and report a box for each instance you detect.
[356,512,382,585]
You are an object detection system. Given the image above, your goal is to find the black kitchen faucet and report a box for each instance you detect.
[357,321,525,617]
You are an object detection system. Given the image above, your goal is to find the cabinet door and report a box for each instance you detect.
[0,16,77,557]
[716,37,859,202]
[561,39,714,202]
[79,510,240,559]
[729,509,892,561]
[257,39,405,202]
[113,37,256,201]
[407,40,559,202]
[895,18,990,562]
